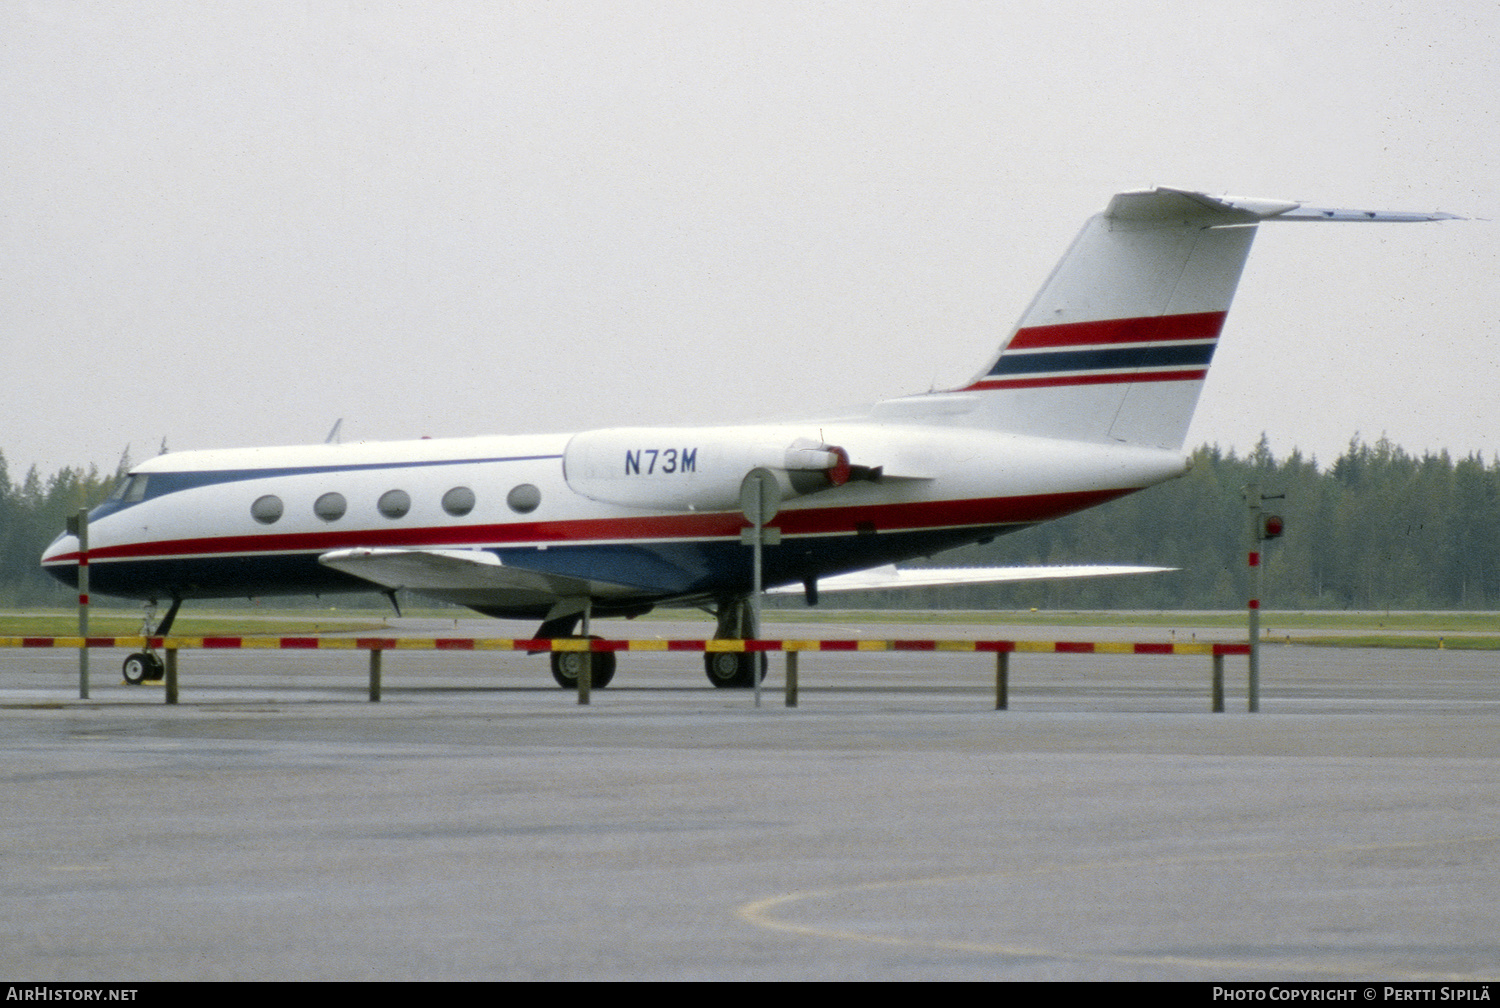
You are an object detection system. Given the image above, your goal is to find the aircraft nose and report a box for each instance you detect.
[39,531,80,585]
[42,527,77,557]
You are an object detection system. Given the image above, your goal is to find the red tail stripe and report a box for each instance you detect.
[1007,311,1227,350]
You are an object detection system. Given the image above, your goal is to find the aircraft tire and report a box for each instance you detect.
[549,648,616,689]
[704,651,765,688]
[122,652,162,685]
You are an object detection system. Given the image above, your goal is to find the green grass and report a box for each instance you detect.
[1293,635,1500,650]
[0,612,388,637]
[8,606,1500,648]
[687,608,1500,648]
[749,608,1500,632]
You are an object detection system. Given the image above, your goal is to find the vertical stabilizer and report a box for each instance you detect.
[916,188,1457,450]
[962,188,1262,449]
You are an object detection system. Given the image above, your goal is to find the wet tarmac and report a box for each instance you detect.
[2,618,1496,981]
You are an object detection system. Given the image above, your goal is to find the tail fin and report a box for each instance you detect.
[899,187,1455,450]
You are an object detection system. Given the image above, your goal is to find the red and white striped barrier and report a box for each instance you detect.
[4,635,1248,711]
[2,635,1248,656]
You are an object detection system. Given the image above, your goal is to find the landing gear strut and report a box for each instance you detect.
[122,597,181,685]
[704,595,765,688]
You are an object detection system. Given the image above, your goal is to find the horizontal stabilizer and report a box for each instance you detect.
[1106,188,1461,224]
[772,564,1173,594]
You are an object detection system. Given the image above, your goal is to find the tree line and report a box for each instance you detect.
[0,452,121,605]
[822,436,1500,611]
[3,437,1498,610]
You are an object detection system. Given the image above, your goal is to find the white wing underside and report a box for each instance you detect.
[319,548,1172,603]
[318,547,638,600]
[771,564,1174,594]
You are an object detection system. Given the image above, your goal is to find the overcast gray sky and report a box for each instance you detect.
[4,1,1496,480]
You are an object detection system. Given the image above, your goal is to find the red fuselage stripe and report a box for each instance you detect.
[53,488,1133,564]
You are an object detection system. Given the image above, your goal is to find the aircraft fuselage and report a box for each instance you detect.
[42,421,1187,618]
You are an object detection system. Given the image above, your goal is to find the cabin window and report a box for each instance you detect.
[507,484,541,514]
[377,489,411,519]
[314,492,347,522]
[251,495,284,525]
[441,486,475,517]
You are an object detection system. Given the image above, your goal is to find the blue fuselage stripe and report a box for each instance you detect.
[88,454,564,521]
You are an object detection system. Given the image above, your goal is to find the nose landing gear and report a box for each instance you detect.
[121,597,181,685]
[122,651,164,685]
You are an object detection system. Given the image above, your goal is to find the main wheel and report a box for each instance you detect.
[704,651,765,688]
[549,648,616,689]
[122,652,163,685]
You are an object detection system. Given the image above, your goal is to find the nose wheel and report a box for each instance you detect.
[120,597,181,685]
[122,652,165,685]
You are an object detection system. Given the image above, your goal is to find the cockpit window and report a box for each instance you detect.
[110,474,150,503]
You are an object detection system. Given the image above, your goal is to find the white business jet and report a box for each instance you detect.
[41,188,1455,687]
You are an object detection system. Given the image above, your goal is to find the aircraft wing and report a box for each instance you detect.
[317,547,644,600]
[771,564,1174,594]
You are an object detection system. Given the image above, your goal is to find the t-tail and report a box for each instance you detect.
[877,187,1457,450]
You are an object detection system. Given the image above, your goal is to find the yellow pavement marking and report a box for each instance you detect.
[737,835,1500,981]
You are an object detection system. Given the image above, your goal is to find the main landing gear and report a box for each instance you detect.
[530,595,765,689]
[534,606,618,689]
[704,650,766,688]
[549,646,617,689]
[704,595,766,689]
[122,598,181,685]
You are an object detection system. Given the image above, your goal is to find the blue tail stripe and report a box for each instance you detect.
[988,342,1216,377]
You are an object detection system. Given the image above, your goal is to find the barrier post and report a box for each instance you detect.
[577,600,592,706]
[784,650,798,708]
[164,648,178,705]
[369,648,382,702]
[1211,652,1224,712]
[995,651,1009,710]
[68,510,89,699]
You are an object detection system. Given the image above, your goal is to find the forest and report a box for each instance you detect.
[885,436,1500,612]
[2,436,1497,611]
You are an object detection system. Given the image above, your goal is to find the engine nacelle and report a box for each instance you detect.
[563,427,852,511]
